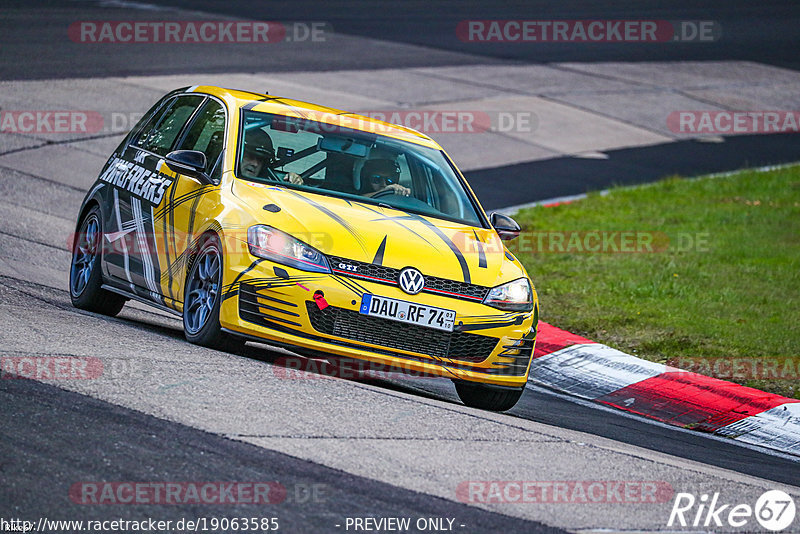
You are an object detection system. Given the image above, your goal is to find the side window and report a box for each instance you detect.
[135,95,204,157]
[176,99,226,178]
[126,97,170,145]
[130,97,175,148]
[395,153,412,188]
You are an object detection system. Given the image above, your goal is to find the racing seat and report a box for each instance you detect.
[201,130,225,178]
[322,152,357,194]
[204,130,224,169]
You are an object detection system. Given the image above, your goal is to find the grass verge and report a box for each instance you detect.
[513,164,800,398]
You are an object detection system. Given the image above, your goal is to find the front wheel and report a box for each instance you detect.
[69,206,126,316]
[183,234,243,351]
[454,381,524,412]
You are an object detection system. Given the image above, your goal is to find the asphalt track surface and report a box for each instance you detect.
[470,132,800,209]
[2,1,800,532]
[2,377,563,533]
[5,0,800,78]
[1,278,799,530]
[4,1,800,208]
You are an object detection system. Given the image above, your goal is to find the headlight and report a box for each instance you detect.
[247,225,330,273]
[483,277,533,311]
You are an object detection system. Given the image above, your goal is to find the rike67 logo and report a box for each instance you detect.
[668,490,796,531]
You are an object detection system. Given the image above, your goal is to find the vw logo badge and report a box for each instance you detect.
[398,267,425,295]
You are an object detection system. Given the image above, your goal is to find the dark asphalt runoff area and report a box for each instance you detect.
[470,132,800,209]
[1,377,565,533]
[5,0,796,77]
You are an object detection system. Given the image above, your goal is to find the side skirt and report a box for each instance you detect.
[102,284,182,317]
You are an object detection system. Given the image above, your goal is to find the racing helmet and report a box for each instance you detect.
[243,128,275,164]
[360,158,401,191]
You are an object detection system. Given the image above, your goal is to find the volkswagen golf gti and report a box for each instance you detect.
[69,86,538,411]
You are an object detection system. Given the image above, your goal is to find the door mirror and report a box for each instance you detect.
[490,212,521,241]
[165,150,213,185]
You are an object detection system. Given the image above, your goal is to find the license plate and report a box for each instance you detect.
[359,294,456,332]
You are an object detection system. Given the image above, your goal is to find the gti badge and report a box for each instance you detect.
[398,267,425,295]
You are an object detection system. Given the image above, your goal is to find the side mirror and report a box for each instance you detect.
[490,212,521,241]
[165,150,213,185]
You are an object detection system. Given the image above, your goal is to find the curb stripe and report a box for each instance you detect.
[531,343,666,400]
[595,371,795,432]
[716,403,800,455]
[532,321,800,457]
[533,322,594,357]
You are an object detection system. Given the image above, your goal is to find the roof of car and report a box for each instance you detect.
[189,85,441,149]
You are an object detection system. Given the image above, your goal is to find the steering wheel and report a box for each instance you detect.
[371,188,397,199]
[260,167,282,182]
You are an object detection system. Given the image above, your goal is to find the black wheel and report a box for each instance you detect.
[454,381,524,412]
[183,234,244,351]
[69,206,126,316]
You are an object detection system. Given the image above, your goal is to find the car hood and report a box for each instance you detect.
[231,180,527,287]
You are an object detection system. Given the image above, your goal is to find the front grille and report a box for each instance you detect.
[328,256,490,302]
[306,302,498,362]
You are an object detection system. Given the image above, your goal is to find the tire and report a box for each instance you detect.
[183,233,244,351]
[454,381,524,412]
[69,206,126,316]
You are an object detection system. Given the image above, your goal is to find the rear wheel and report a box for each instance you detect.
[69,206,126,316]
[183,234,244,351]
[454,381,524,412]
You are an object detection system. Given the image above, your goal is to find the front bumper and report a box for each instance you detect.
[219,260,537,388]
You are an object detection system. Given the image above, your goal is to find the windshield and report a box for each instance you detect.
[236,110,485,227]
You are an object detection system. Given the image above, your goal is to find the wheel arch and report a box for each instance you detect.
[75,198,101,232]
[71,199,103,261]
[184,221,225,286]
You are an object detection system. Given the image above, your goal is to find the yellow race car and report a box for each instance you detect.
[69,86,538,411]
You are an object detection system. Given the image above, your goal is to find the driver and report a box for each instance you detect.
[361,159,410,198]
[242,128,302,184]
